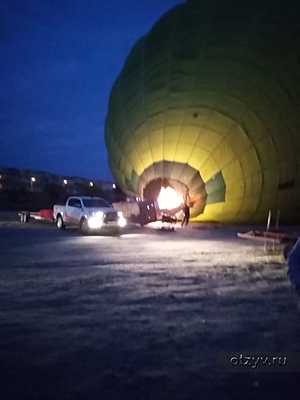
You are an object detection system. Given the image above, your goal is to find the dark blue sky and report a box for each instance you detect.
[0,0,183,180]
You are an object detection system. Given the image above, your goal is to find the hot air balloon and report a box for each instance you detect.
[105,0,300,223]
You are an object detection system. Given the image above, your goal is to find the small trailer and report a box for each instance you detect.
[18,209,54,224]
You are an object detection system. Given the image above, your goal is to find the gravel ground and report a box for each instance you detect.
[0,223,300,399]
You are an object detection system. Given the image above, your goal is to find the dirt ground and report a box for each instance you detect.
[0,222,300,399]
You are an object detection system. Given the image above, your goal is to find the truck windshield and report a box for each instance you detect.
[82,198,110,208]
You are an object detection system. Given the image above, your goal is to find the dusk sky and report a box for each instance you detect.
[0,0,183,180]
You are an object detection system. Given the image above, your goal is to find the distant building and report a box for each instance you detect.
[0,167,116,196]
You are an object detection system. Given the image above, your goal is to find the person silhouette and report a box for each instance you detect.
[181,189,191,227]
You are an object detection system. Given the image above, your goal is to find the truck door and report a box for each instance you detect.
[66,198,83,224]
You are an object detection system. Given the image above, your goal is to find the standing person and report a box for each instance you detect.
[181,189,191,227]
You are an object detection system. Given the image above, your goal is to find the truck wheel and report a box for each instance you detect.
[80,218,89,235]
[56,215,65,230]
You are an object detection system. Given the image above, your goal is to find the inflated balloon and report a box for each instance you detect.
[105,0,300,222]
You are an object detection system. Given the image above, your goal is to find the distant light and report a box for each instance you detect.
[63,179,68,185]
[89,181,94,187]
[31,177,36,183]
[0,175,2,180]
[112,183,116,189]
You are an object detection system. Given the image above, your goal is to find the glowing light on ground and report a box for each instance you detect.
[157,186,183,210]
[148,221,164,229]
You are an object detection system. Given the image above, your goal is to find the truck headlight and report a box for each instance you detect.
[118,211,127,227]
[96,211,104,219]
[88,212,104,229]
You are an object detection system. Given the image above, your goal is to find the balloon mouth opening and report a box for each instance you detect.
[137,161,208,218]
[141,177,206,218]
[142,178,187,204]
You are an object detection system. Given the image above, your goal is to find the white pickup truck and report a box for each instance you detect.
[53,196,127,234]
